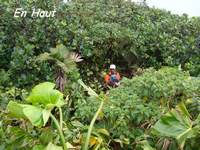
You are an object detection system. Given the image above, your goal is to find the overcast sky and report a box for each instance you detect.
[135,0,200,17]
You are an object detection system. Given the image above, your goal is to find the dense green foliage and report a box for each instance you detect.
[1,0,200,149]
[1,0,200,89]
[75,67,200,149]
[153,102,200,150]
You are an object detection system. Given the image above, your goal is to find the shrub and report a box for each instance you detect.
[75,67,199,144]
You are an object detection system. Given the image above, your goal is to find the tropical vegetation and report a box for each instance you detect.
[0,0,200,150]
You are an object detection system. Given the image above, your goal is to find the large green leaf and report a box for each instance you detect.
[7,101,27,118]
[7,82,65,127]
[26,82,64,108]
[42,109,51,126]
[7,101,44,127]
[153,103,194,148]
[23,105,43,127]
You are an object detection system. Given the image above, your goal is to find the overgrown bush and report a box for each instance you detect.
[75,67,199,147]
[1,0,200,90]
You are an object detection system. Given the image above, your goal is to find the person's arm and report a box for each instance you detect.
[116,72,121,81]
[104,74,110,84]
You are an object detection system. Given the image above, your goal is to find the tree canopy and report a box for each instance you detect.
[1,0,200,89]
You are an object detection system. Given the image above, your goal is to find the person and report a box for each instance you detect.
[104,64,121,88]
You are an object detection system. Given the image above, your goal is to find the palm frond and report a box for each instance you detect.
[37,44,83,73]
[70,53,83,62]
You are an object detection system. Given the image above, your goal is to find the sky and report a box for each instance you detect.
[135,0,200,17]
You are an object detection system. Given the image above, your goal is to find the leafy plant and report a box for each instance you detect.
[75,67,199,149]
[37,44,83,92]
[7,82,68,150]
[153,102,200,150]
